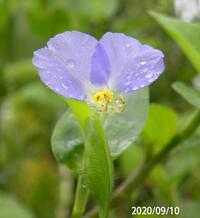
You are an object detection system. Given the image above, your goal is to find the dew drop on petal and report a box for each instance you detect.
[127,74,131,80]
[66,59,75,68]
[140,61,146,65]
[133,86,138,90]
[145,72,153,79]
[126,43,131,48]
[148,78,154,82]
[61,83,68,90]
[125,43,134,52]
[143,68,148,73]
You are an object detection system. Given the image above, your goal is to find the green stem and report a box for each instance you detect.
[71,175,89,218]
[85,110,200,217]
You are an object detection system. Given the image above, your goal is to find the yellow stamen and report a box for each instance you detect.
[116,95,125,112]
[93,89,113,112]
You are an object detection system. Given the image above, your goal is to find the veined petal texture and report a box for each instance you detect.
[32,31,98,99]
[90,43,111,85]
[99,32,164,92]
[33,31,165,100]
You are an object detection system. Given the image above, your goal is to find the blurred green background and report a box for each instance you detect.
[1,0,200,218]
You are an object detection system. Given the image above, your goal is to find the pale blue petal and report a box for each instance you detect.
[32,31,98,99]
[33,48,84,99]
[90,43,111,84]
[47,31,97,83]
[99,32,164,92]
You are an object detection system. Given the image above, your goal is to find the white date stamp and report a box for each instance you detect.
[131,206,180,216]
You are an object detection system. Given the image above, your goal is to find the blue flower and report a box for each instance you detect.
[32,31,164,112]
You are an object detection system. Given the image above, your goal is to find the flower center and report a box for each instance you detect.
[92,89,125,112]
[93,89,113,112]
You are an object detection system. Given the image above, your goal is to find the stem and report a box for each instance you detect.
[85,110,200,217]
[71,175,89,218]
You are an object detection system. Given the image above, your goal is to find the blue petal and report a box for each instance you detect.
[99,32,164,92]
[117,45,165,93]
[90,43,111,84]
[32,31,98,100]
[33,48,85,100]
[47,31,97,84]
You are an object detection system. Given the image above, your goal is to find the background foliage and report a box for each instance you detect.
[1,0,200,217]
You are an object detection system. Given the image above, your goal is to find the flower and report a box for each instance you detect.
[32,31,164,112]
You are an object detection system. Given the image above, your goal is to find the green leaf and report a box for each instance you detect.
[104,88,149,157]
[84,115,113,218]
[150,11,200,72]
[0,192,34,218]
[51,110,84,170]
[65,98,93,129]
[166,126,200,178]
[173,82,200,109]
[119,143,144,177]
[149,165,176,203]
[141,103,178,148]
[51,99,91,170]
[52,88,148,169]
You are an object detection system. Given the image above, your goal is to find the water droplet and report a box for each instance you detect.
[62,83,68,90]
[132,86,138,90]
[66,59,75,68]
[140,84,144,88]
[126,81,131,86]
[140,61,146,65]
[125,44,134,52]
[145,73,153,79]
[148,77,154,82]
[55,87,60,92]
[127,74,132,80]
[143,68,148,73]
